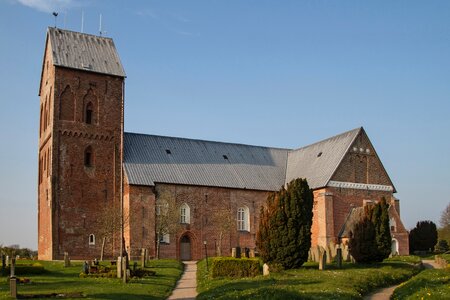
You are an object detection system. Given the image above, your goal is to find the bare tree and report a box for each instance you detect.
[97,205,129,260]
[440,202,450,229]
[155,187,180,259]
[211,205,235,256]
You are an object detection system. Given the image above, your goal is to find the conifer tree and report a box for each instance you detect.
[256,178,313,269]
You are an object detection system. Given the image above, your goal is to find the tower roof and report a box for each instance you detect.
[46,27,125,77]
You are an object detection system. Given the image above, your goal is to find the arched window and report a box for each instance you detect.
[84,146,93,167]
[237,206,250,231]
[180,203,190,224]
[85,102,94,124]
[89,234,95,245]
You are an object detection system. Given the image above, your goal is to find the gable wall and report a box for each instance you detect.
[331,131,392,186]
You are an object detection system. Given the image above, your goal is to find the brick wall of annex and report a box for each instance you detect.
[126,183,269,260]
[38,36,124,260]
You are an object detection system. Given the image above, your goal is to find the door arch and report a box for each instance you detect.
[180,235,191,261]
[391,239,399,256]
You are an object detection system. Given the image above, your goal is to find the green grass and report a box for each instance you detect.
[197,259,420,300]
[385,255,422,264]
[392,268,450,300]
[0,259,183,299]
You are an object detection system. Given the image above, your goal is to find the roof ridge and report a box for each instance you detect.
[47,27,113,41]
[124,131,292,151]
[289,127,362,152]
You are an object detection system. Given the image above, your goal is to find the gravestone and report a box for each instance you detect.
[326,245,333,263]
[141,248,146,268]
[336,248,342,268]
[5,256,9,267]
[319,251,326,270]
[64,252,70,267]
[117,257,122,278]
[249,249,255,258]
[231,248,236,258]
[10,257,17,298]
[82,261,89,274]
[263,263,270,276]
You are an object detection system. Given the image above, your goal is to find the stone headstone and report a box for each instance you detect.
[5,256,9,267]
[326,245,332,263]
[249,249,255,258]
[10,276,17,298]
[336,248,342,268]
[64,252,71,267]
[263,263,270,276]
[319,251,326,270]
[117,256,122,278]
[231,248,236,258]
[82,261,89,274]
[141,248,146,268]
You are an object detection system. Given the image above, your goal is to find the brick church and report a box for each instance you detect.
[37,27,409,261]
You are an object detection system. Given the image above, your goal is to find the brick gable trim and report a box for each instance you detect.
[328,181,394,192]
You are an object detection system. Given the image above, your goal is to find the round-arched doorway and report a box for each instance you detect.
[180,235,191,261]
[391,239,399,256]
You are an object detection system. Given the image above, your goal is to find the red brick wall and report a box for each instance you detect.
[38,37,124,260]
[126,183,269,260]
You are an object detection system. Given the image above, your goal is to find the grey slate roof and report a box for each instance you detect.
[286,128,361,189]
[123,127,372,191]
[124,133,289,191]
[47,27,125,77]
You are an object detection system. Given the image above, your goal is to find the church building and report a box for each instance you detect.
[37,27,409,261]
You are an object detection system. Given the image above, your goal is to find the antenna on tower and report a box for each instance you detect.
[52,12,58,28]
[81,11,84,33]
[99,14,107,36]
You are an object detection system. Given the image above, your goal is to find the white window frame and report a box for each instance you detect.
[89,234,95,245]
[158,233,170,244]
[180,203,190,224]
[237,206,250,231]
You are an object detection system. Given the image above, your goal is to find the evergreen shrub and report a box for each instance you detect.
[210,257,261,278]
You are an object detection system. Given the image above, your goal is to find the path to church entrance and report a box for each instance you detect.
[363,259,442,300]
[167,261,198,300]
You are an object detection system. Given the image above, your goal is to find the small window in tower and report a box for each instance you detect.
[84,146,93,167]
[89,234,95,245]
[85,102,93,124]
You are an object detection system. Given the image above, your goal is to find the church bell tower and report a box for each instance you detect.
[38,27,125,260]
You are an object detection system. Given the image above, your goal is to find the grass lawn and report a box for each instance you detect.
[197,259,421,300]
[392,268,450,300]
[0,259,183,299]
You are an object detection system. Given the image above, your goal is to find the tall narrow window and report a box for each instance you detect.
[39,104,43,137]
[84,146,93,167]
[85,102,93,124]
[89,234,95,245]
[180,203,190,224]
[237,206,250,231]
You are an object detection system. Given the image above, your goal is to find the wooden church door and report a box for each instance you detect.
[180,235,191,261]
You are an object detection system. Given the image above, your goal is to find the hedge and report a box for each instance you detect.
[210,258,261,278]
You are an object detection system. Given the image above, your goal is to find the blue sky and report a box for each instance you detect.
[1,0,449,249]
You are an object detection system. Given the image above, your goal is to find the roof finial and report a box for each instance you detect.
[52,12,58,28]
